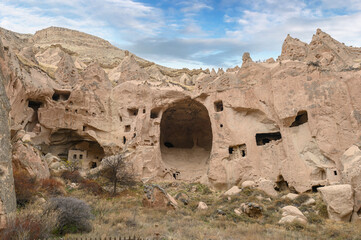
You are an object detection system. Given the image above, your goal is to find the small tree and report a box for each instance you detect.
[100,153,135,196]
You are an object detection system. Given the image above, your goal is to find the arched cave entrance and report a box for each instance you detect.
[160,99,212,180]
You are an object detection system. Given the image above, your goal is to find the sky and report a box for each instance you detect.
[1,0,361,69]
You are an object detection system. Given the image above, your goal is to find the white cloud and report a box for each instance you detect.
[1,0,361,69]
[180,2,213,13]
[0,0,163,40]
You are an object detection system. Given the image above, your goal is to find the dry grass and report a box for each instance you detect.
[13,180,361,240]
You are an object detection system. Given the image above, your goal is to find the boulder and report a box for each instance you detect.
[142,185,178,210]
[302,198,316,206]
[238,202,263,218]
[223,186,241,196]
[257,179,278,197]
[197,202,208,210]
[340,145,361,220]
[21,133,32,143]
[12,141,50,179]
[241,180,256,188]
[318,184,354,222]
[282,193,299,201]
[279,206,307,224]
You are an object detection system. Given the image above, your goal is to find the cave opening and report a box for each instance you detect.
[255,132,282,146]
[275,175,289,192]
[150,107,161,119]
[52,90,70,102]
[46,129,105,170]
[128,108,139,116]
[312,185,324,192]
[160,99,212,179]
[228,144,247,160]
[290,111,308,127]
[25,100,43,132]
[214,100,223,112]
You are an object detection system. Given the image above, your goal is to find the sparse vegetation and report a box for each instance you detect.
[47,196,93,235]
[61,170,83,183]
[13,169,37,207]
[39,178,66,196]
[0,202,57,240]
[100,154,136,196]
[7,179,361,239]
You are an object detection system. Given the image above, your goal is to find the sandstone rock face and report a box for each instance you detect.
[0,52,16,229]
[12,140,50,179]
[279,206,307,225]
[1,26,361,192]
[319,184,354,222]
[340,146,361,221]
[257,179,278,197]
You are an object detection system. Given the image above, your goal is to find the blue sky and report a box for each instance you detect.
[1,0,361,69]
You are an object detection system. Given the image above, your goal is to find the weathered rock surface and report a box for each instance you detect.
[340,145,361,221]
[223,186,241,196]
[197,201,208,210]
[0,55,16,229]
[282,193,299,201]
[241,180,256,188]
[279,206,307,224]
[302,198,316,206]
[142,185,178,209]
[319,184,354,222]
[12,140,50,179]
[1,26,361,193]
[257,179,278,197]
[238,202,263,218]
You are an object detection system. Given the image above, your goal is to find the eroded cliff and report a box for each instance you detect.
[1,26,361,195]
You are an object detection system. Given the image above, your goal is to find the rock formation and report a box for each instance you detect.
[0,39,16,228]
[1,26,361,205]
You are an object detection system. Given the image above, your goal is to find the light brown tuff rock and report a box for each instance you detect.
[279,206,307,224]
[319,184,354,222]
[142,185,178,209]
[1,27,361,194]
[0,40,16,229]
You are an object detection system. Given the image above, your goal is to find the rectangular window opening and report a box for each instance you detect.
[256,132,282,146]
[214,100,223,112]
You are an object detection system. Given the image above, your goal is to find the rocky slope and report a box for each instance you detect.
[1,26,361,221]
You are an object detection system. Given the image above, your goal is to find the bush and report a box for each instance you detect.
[0,213,53,240]
[13,169,37,207]
[61,170,83,183]
[47,197,93,235]
[40,178,66,196]
[79,179,104,195]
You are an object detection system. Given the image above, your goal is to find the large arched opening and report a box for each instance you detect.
[160,99,212,180]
